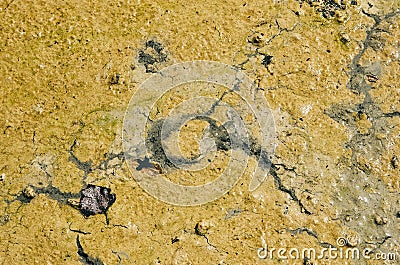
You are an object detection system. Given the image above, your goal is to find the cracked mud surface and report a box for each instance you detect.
[1,0,399,264]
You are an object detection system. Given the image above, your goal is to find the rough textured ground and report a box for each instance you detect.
[0,0,399,264]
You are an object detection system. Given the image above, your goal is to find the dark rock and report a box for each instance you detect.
[79,184,116,217]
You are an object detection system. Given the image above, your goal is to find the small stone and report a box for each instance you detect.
[304,258,315,265]
[311,1,321,7]
[23,186,37,199]
[391,156,398,169]
[335,10,347,23]
[374,214,388,225]
[0,173,5,181]
[339,32,350,44]
[357,113,368,121]
[67,198,80,209]
[195,220,212,236]
[344,216,351,222]
[345,232,359,247]
[0,215,10,225]
[365,74,378,83]
[247,32,265,46]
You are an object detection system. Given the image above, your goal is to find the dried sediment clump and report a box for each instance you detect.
[299,0,356,19]
[23,186,37,199]
[374,214,388,225]
[195,220,213,236]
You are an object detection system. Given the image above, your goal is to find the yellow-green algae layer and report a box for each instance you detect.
[1,0,399,264]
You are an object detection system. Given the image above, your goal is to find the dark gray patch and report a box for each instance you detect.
[303,258,314,265]
[145,116,233,170]
[144,114,305,212]
[135,156,156,171]
[15,192,34,204]
[261,55,273,68]
[145,119,175,169]
[145,39,163,53]
[225,208,242,219]
[323,9,400,251]
[196,116,231,151]
[138,40,168,73]
[297,0,345,19]
[69,139,93,176]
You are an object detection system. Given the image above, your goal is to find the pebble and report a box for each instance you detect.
[195,220,212,236]
[345,231,359,247]
[391,155,398,169]
[67,198,80,209]
[374,214,388,225]
[23,186,37,199]
[247,32,265,46]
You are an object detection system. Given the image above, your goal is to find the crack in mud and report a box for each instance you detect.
[270,165,312,215]
[286,227,335,248]
[236,19,297,71]
[8,141,121,223]
[142,89,311,213]
[76,235,105,265]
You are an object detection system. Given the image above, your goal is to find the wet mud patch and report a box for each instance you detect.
[2,1,400,264]
[323,8,400,254]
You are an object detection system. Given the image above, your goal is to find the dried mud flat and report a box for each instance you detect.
[0,0,399,264]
